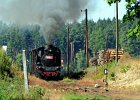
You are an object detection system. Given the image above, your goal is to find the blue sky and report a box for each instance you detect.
[87,0,126,21]
[0,0,126,22]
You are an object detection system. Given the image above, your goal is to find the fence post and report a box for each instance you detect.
[23,50,29,93]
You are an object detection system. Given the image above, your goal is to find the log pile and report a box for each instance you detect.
[89,49,124,66]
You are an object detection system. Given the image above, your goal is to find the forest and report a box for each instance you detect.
[0,18,139,60]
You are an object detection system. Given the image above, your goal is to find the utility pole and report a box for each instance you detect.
[70,42,73,63]
[67,26,70,76]
[70,42,75,64]
[116,0,119,63]
[72,42,75,64]
[81,9,89,67]
[85,9,89,67]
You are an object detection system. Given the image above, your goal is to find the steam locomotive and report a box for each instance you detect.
[30,45,61,78]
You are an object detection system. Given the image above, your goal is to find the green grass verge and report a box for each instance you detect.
[0,76,46,100]
[87,61,117,81]
[63,93,112,100]
[93,95,112,100]
[63,77,76,83]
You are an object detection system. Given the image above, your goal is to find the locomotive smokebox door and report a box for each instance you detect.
[31,44,61,78]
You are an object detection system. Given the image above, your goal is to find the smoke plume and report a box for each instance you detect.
[0,0,89,44]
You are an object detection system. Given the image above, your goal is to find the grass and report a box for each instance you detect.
[63,77,76,83]
[63,93,91,100]
[93,95,112,100]
[85,59,134,81]
[83,66,104,80]
[84,61,117,81]
[63,93,112,100]
[0,77,24,100]
[0,76,48,100]
[120,65,131,73]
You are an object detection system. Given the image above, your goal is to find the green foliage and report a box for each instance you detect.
[29,86,45,100]
[69,22,85,53]
[63,77,75,83]
[75,49,86,72]
[106,0,121,5]
[60,65,68,77]
[127,20,140,37]
[107,61,116,80]
[93,95,112,100]
[120,65,131,73]
[94,66,105,79]
[0,48,12,77]
[64,93,91,100]
[0,77,24,100]
[106,0,140,37]
[64,93,112,100]
[15,53,23,69]
[92,61,116,80]
[0,14,140,61]
[0,76,47,100]
[124,0,140,21]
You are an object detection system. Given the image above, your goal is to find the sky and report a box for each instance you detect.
[87,0,126,21]
[0,0,126,22]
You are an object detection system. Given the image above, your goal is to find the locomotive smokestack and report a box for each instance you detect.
[0,0,90,44]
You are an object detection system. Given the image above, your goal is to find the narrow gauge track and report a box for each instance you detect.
[29,75,140,100]
[29,75,106,94]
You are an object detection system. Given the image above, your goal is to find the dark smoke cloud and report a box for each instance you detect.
[0,0,89,44]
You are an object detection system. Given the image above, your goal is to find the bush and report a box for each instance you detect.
[0,76,47,100]
[0,77,24,100]
[0,48,12,77]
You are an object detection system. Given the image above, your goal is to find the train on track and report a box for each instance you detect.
[30,45,61,79]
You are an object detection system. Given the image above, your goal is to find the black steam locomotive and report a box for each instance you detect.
[30,45,61,78]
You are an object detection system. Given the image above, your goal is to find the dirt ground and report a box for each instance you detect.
[28,75,140,100]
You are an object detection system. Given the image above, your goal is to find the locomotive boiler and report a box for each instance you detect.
[30,45,61,78]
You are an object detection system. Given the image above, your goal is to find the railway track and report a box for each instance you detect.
[29,75,106,93]
[28,75,140,100]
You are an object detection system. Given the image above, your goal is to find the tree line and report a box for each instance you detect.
[0,18,140,59]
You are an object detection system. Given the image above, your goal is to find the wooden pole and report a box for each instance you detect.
[23,50,29,93]
[85,9,89,67]
[116,0,119,63]
[70,42,73,64]
[72,42,75,64]
[67,26,70,76]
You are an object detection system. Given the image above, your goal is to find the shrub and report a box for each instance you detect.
[0,48,12,77]
[0,76,47,100]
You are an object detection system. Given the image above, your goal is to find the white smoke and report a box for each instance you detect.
[0,0,89,44]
